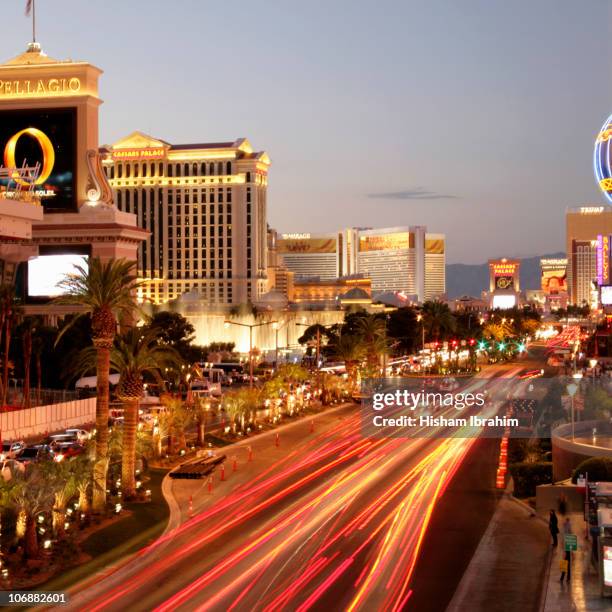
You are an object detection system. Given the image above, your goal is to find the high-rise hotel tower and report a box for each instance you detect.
[100,132,270,305]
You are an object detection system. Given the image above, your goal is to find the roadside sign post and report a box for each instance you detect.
[564,534,578,552]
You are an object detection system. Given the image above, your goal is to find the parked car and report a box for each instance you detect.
[0,440,25,460]
[49,434,79,449]
[1,459,25,481]
[16,445,52,464]
[52,442,85,462]
[64,428,91,443]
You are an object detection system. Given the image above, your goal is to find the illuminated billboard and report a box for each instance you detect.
[594,113,612,203]
[27,254,87,298]
[0,107,76,212]
[277,237,336,254]
[541,258,567,295]
[492,294,516,309]
[602,285,612,306]
[359,232,413,252]
[596,235,611,286]
[492,262,518,276]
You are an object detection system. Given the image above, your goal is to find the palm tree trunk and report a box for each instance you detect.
[53,495,66,538]
[197,413,205,446]
[2,318,11,407]
[22,331,31,409]
[92,346,111,512]
[121,398,139,497]
[36,352,42,405]
[24,514,38,558]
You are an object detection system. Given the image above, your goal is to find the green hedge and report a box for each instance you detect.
[571,457,612,484]
[509,462,553,497]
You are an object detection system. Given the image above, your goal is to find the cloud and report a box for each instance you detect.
[367,187,460,201]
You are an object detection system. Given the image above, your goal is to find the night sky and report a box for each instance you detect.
[2,0,612,263]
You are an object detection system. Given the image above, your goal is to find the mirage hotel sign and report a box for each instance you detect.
[0,77,81,98]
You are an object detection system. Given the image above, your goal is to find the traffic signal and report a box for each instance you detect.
[498,342,506,351]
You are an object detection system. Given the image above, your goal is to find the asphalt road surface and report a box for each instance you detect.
[50,361,532,612]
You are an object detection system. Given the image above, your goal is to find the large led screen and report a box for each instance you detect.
[0,107,76,212]
[27,254,88,298]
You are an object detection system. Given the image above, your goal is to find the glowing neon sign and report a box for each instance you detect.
[594,114,612,203]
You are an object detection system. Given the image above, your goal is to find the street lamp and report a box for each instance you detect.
[224,319,277,388]
[272,320,288,373]
[416,314,425,352]
[566,372,583,441]
[589,358,598,382]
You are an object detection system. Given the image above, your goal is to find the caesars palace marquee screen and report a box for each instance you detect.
[0,107,77,212]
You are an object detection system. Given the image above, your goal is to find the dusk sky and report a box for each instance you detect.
[3,0,612,263]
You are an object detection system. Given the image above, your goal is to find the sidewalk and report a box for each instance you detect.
[162,402,355,531]
[542,512,608,612]
[447,494,549,612]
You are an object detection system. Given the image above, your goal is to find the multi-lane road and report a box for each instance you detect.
[53,362,531,612]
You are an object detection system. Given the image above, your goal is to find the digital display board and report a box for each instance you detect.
[0,107,76,212]
[601,285,612,306]
[541,269,567,295]
[27,254,88,298]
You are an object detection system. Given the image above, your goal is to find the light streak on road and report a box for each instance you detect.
[58,368,518,612]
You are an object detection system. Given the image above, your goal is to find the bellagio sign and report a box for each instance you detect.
[0,77,81,98]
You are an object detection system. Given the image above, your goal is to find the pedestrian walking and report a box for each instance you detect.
[549,509,559,547]
[559,551,570,583]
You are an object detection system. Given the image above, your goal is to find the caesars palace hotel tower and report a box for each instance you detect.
[100,132,270,306]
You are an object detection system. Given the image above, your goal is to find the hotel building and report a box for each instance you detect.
[100,132,270,305]
[274,226,445,303]
[275,232,339,280]
[566,205,612,306]
[343,226,446,302]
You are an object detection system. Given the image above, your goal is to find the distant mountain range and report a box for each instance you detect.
[445,252,566,299]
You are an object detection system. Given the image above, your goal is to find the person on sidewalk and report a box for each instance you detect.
[549,509,559,547]
[559,517,573,583]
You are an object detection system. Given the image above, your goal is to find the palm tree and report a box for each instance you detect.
[421,300,456,342]
[331,332,365,391]
[111,329,178,497]
[9,466,54,558]
[43,460,78,537]
[55,257,143,512]
[18,316,39,409]
[356,314,388,372]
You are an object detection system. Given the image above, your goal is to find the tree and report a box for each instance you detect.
[56,257,143,512]
[111,329,179,497]
[356,314,388,370]
[143,311,203,362]
[330,332,365,391]
[421,300,456,342]
[17,316,39,408]
[386,307,419,355]
[43,460,78,537]
[9,466,54,558]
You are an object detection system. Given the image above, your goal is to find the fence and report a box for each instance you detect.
[5,387,79,408]
[0,397,96,441]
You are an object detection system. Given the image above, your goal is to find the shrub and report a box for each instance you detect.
[571,457,612,484]
[509,461,553,497]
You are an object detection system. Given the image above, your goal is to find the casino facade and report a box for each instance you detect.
[100,132,270,305]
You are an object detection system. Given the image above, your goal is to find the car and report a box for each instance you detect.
[49,433,79,446]
[16,445,51,464]
[52,442,85,462]
[1,459,25,481]
[64,428,90,443]
[0,440,25,460]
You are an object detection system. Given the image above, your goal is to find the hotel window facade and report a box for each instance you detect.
[100,133,270,305]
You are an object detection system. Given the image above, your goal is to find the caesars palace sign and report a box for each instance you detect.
[0,77,81,98]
